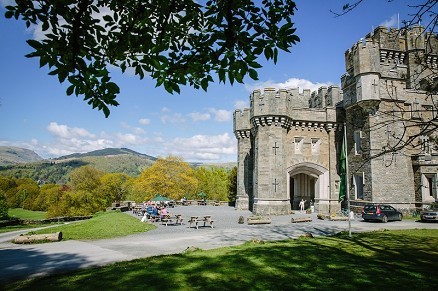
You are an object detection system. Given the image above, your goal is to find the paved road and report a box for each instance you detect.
[1,205,437,284]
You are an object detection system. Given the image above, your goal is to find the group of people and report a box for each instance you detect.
[139,201,169,222]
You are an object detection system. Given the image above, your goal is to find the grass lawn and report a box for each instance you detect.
[6,229,438,290]
[27,211,156,240]
[8,208,47,220]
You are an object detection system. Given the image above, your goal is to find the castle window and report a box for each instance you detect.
[354,130,362,155]
[311,138,320,154]
[294,137,304,154]
[353,173,364,200]
[420,136,431,154]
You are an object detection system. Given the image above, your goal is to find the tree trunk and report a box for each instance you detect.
[14,232,63,244]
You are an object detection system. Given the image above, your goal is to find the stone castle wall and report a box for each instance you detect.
[234,25,438,215]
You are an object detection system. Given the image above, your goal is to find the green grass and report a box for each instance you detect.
[27,211,156,240]
[0,224,52,234]
[6,229,438,290]
[8,208,47,220]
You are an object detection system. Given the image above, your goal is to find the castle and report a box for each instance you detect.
[233,26,438,215]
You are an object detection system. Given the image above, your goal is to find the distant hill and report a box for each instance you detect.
[0,147,157,184]
[0,147,235,184]
[0,146,43,166]
[54,147,156,161]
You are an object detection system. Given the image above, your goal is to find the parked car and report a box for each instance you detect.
[362,204,403,222]
[420,203,438,222]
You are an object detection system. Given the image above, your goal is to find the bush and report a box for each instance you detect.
[0,191,9,220]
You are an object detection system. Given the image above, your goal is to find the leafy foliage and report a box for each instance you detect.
[194,166,230,201]
[1,157,236,218]
[227,166,237,204]
[4,0,299,116]
[0,190,9,220]
[131,156,198,201]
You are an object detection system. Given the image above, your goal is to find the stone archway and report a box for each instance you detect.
[287,162,329,211]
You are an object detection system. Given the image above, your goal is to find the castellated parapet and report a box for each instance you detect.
[233,109,251,139]
[251,88,291,118]
[342,25,438,104]
[309,86,343,108]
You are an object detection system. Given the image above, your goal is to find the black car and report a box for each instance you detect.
[362,204,403,222]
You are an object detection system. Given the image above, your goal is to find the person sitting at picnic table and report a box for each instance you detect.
[151,206,159,221]
[146,205,153,216]
[160,206,168,219]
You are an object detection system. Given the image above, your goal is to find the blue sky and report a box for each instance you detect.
[0,0,417,162]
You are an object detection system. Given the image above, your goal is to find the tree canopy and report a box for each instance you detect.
[4,0,299,117]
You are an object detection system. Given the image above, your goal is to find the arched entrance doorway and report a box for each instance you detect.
[288,163,329,211]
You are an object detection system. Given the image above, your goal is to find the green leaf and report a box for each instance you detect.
[66,85,75,96]
[26,39,41,50]
[249,69,259,80]
[106,82,120,94]
[5,10,14,19]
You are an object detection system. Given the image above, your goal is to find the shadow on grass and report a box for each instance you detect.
[5,230,438,291]
[0,248,90,286]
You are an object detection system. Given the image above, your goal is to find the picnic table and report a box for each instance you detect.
[160,214,184,226]
[188,215,214,229]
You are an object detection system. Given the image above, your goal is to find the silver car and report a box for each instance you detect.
[420,203,438,222]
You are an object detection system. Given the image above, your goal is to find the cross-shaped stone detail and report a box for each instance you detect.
[273,142,279,155]
[273,178,279,192]
[372,79,378,93]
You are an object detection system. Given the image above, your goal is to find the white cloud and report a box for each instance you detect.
[379,14,398,28]
[208,109,232,122]
[121,122,145,135]
[244,78,335,94]
[47,122,95,139]
[160,108,186,124]
[188,112,211,122]
[169,133,236,161]
[139,118,151,125]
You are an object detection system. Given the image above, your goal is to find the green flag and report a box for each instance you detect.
[339,138,346,202]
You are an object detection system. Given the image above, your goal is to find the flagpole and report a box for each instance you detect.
[344,122,352,238]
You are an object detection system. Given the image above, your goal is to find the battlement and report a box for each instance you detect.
[233,108,251,132]
[251,88,290,118]
[345,25,437,74]
[309,86,343,108]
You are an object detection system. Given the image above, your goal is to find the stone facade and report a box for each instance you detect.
[234,26,438,215]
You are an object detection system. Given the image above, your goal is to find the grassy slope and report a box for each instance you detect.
[28,211,156,240]
[8,208,47,220]
[7,229,438,290]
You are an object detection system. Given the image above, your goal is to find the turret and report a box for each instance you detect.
[251,88,291,118]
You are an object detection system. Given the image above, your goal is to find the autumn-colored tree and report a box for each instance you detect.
[99,173,132,206]
[7,178,40,210]
[32,183,63,212]
[69,165,104,192]
[133,156,198,201]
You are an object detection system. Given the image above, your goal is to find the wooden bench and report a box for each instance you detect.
[175,215,184,225]
[161,215,174,226]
